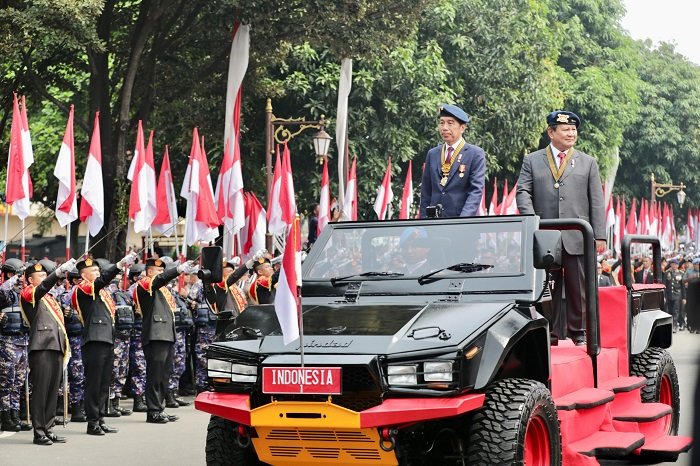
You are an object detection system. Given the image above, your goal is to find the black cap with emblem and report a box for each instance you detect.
[546,111,580,128]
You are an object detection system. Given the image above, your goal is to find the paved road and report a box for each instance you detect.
[1,332,697,465]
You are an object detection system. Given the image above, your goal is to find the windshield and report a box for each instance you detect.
[305,220,524,280]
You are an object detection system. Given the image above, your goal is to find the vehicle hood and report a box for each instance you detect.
[220,302,511,356]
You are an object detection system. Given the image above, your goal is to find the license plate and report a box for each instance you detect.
[262,367,342,395]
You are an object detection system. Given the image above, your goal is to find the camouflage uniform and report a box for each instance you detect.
[61,288,85,406]
[110,287,133,401]
[189,281,215,389]
[0,288,28,417]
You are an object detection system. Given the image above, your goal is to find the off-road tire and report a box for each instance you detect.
[630,347,680,435]
[205,416,263,466]
[467,378,561,466]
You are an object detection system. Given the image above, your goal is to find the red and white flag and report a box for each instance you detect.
[605,190,615,232]
[318,157,330,234]
[503,182,518,215]
[128,123,157,233]
[488,178,499,216]
[229,117,246,234]
[373,157,393,220]
[341,156,357,221]
[180,129,219,245]
[153,146,179,235]
[274,216,301,345]
[399,161,413,220]
[241,191,266,257]
[613,196,622,253]
[6,94,33,220]
[281,143,297,225]
[80,112,105,236]
[54,105,78,227]
[215,139,235,226]
[626,198,638,235]
[267,146,285,235]
[223,22,249,162]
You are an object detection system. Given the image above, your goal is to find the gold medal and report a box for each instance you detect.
[440,176,448,186]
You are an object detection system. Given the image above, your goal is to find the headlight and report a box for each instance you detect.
[208,359,232,379]
[387,365,418,386]
[423,361,453,382]
[231,363,258,383]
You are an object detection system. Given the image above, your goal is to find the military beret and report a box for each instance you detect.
[145,257,166,268]
[547,111,580,128]
[24,261,50,279]
[439,104,470,124]
[252,256,271,270]
[400,227,430,248]
[76,257,99,271]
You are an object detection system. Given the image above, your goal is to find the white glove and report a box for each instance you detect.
[253,249,267,261]
[117,252,138,270]
[177,260,197,274]
[56,258,77,278]
[0,274,19,291]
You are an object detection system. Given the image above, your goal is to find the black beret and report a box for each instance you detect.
[145,257,166,268]
[76,257,99,271]
[546,111,580,128]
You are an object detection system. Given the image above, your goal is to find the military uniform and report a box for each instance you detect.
[664,261,685,331]
[127,276,147,412]
[133,259,180,423]
[0,280,29,432]
[60,279,86,422]
[248,259,280,305]
[73,259,120,435]
[20,262,69,445]
[167,288,193,407]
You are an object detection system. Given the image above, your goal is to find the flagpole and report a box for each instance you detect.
[85,231,90,254]
[66,223,71,261]
[21,219,25,262]
[2,208,8,264]
[149,228,154,256]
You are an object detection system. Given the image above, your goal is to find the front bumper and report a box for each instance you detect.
[195,392,485,465]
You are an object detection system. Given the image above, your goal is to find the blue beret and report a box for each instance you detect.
[439,104,470,124]
[400,227,430,247]
[547,111,580,128]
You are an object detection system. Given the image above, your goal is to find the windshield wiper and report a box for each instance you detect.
[331,271,405,285]
[418,262,493,284]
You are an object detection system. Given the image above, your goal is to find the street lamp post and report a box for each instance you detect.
[264,98,332,251]
[650,173,686,207]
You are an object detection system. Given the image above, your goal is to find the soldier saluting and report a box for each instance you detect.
[20,258,76,445]
[204,258,248,317]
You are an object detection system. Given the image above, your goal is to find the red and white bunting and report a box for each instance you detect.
[54,105,78,227]
[399,161,413,220]
[274,216,301,345]
[80,112,105,236]
[153,146,179,235]
[373,157,393,220]
[318,157,330,234]
[341,156,357,221]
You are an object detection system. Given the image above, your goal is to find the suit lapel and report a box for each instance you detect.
[559,150,580,182]
[444,145,467,186]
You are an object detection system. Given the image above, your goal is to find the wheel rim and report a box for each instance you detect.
[524,412,551,466]
[659,373,673,434]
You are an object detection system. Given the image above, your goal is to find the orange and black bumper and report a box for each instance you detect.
[195,392,485,466]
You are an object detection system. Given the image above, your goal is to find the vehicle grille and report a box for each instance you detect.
[253,365,383,412]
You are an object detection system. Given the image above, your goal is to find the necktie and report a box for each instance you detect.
[557,151,566,168]
[446,146,454,164]
[643,269,648,282]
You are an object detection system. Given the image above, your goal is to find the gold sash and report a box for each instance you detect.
[44,294,72,367]
[440,139,466,185]
[545,146,573,182]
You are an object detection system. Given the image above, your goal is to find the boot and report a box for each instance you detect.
[56,396,64,416]
[132,395,147,413]
[113,398,131,416]
[70,403,87,423]
[1,410,19,432]
[174,390,191,407]
[165,390,179,409]
[11,410,32,431]
[105,398,121,418]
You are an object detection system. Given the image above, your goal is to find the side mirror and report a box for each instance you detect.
[533,230,562,270]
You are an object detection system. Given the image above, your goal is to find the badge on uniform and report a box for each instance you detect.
[458,164,466,178]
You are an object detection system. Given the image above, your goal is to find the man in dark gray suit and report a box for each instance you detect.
[516,111,606,345]
[419,104,486,218]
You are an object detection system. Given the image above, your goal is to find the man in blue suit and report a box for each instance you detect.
[419,104,486,218]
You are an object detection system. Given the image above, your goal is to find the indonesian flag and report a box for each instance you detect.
[80,112,105,236]
[153,146,178,235]
[373,157,393,220]
[215,139,234,226]
[605,190,615,232]
[341,156,357,221]
[281,143,297,225]
[613,196,622,253]
[127,123,157,233]
[241,191,266,257]
[230,123,245,233]
[688,208,695,243]
[6,94,33,220]
[180,129,219,245]
[54,105,78,227]
[267,146,285,235]
[274,216,301,345]
[503,182,518,215]
[626,198,638,235]
[488,178,499,216]
[399,161,413,220]
[318,157,330,234]
[223,22,249,163]
[638,199,648,235]
[499,179,509,216]
[477,188,487,216]
[670,205,676,247]
[336,58,352,207]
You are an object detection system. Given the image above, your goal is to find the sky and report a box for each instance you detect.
[621,0,700,64]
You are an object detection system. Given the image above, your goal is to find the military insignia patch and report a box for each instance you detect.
[556,113,569,123]
[85,258,93,267]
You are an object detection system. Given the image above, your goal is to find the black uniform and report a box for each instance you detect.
[664,267,685,330]
[204,264,248,317]
[19,270,66,443]
[73,264,119,431]
[133,266,179,421]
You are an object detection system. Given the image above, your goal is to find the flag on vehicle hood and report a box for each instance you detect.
[54,104,78,227]
[80,112,105,236]
[153,146,179,236]
[275,216,301,345]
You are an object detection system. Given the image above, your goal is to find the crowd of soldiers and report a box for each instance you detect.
[0,248,280,445]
